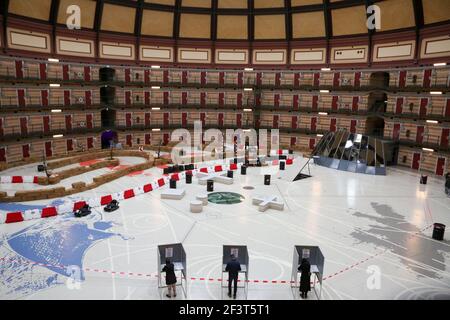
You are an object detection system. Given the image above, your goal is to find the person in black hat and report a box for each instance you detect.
[162,258,177,298]
[225,254,241,299]
[298,258,311,299]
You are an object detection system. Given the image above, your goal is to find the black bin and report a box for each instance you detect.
[420,175,428,184]
[227,170,233,178]
[207,179,214,192]
[432,223,445,241]
[241,165,247,175]
[264,174,271,185]
[279,161,285,171]
[170,179,177,189]
[186,173,192,184]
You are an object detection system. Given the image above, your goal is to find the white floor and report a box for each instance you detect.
[0,155,449,300]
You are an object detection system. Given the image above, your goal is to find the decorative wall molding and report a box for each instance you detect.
[331,46,368,64]
[178,48,211,63]
[421,35,450,59]
[215,49,248,64]
[7,27,51,53]
[373,41,415,62]
[140,45,173,62]
[291,48,326,65]
[253,49,287,65]
[56,36,95,58]
[99,41,135,60]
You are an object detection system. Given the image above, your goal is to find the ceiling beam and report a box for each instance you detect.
[285,0,292,41]
[94,0,104,62]
[1,0,9,54]
[323,0,332,40]
[173,0,181,39]
[134,0,144,37]
[211,0,218,41]
[248,0,254,41]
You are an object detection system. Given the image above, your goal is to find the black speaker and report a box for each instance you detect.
[37,164,46,172]
[207,179,214,192]
[279,161,285,171]
[241,165,247,175]
[170,179,177,189]
[279,155,287,160]
[185,164,194,170]
[264,174,271,185]
[186,173,192,184]
[432,223,445,241]
[163,167,170,175]
[227,170,233,178]
[420,175,428,185]
[234,158,238,164]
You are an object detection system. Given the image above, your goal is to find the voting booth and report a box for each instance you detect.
[221,245,249,298]
[158,243,187,297]
[291,245,324,300]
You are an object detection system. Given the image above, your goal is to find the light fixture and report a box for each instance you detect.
[151,107,160,110]
[151,65,161,69]
[244,68,253,71]
[321,68,331,71]
[53,134,63,138]
[49,83,60,87]
[318,112,328,116]
[316,134,323,137]
[152,128,161,132]
[244,88,253,91]
[151,86,161,90]
[243,108,252,112]
[243,129,251,132]
[48,58,59,63]
[422,147,434,152]
[426,120,438,124]
[430,91,442,95]
[51,109,62,113]
[433,63,447,67]
[319,90,329,93]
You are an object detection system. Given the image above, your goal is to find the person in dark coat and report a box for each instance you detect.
[162,258,177,298]
[225,254,241,299]
[298,258,311,299]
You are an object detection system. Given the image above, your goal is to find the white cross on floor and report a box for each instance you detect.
[252,195,284,212]
[196,171,234,185]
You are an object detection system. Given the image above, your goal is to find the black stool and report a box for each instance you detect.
[170,179,177,189]
[420,175,428,185]
[241,165,247,175]
[264,174,271,185]
[207,179,214,192]
[432,223,445,241]
[186,173,192,184]
[227,170,233,178]
[279,161,285,171]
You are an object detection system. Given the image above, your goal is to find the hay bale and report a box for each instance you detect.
[72,181,86,189]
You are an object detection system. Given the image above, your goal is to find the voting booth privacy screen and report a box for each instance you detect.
[157,243,187,294]
[222,245,249,267]
[292,245,324,299]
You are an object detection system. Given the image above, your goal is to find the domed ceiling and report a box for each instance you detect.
[4,0,450,41]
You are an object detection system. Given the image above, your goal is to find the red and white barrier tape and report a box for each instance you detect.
[0,176,39,184]
[0,158,295,224]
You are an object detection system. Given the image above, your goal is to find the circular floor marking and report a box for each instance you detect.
[207,192,245,204]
